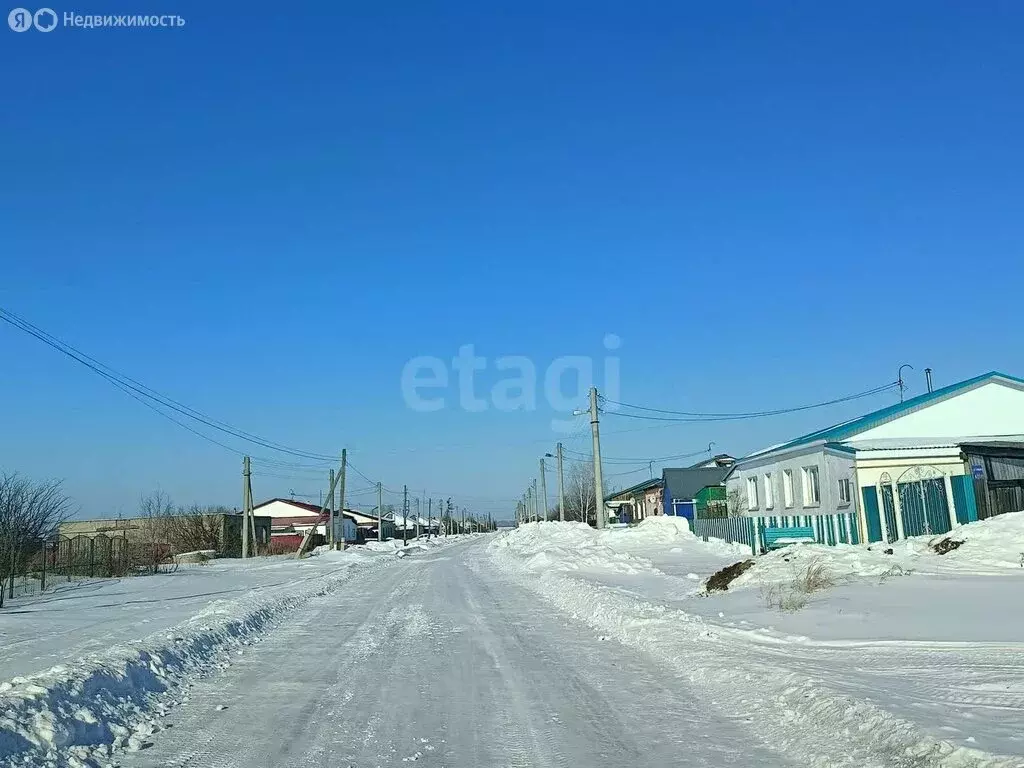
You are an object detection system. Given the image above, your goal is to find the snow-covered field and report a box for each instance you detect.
[489,515,1024,767]
[0,536,464,767]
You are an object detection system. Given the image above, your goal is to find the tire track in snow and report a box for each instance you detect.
[489,537,1024,768]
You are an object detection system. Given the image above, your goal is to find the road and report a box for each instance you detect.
[123,538,789,768]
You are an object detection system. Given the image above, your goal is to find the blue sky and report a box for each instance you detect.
[2,1,1022,519]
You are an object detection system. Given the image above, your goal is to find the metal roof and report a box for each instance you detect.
[661,467,730,502]
[606,477,662,500]
[743,371,1024,461]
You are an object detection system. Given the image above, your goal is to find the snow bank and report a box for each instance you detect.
[497,517,746,563]
[489,524,1022,768]
[933,510,1024,570]
[728,510,1024,591]
[488,521,662,575]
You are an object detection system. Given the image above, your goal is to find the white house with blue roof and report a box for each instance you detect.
[725,372,1024,545]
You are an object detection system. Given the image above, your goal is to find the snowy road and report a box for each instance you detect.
[122,538,788,768]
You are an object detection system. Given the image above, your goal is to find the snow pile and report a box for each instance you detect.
[727,511,1024,591]
[488,522,661,575]
[932,511,1024,570]
[489,518,749,581]
[489,525,1024,767]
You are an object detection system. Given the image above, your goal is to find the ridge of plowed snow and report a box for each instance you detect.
[489,519,1022,768]
[0,540,459,768]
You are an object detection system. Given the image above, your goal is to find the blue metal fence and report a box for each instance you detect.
[692,516,757,555]
[694,511,861,556]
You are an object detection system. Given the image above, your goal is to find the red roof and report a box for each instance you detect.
[270,515,327,528]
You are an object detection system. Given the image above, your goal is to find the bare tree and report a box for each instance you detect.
[136,490,176,573]
[165,504,225,555]
[0,473,74,608]
[727,488,745,519]
[565,463,597,525]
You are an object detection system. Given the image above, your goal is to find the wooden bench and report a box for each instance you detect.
[763,525,817,550]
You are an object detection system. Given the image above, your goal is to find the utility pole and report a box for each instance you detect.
[415,497,421,539]
[461,506,466,535]
[445,498,451,537]
[526,486,533,525]
[590,386,606,529]
[539,458,549,523]
[337,449,347,548]
[556,442,565,522]
[327,468,335,546]
[242,456,251,559]
[532,478,538,522]
[402,485,409,546]
[427,497,432,540]
[377,482,383,542]
[294,457,346,556]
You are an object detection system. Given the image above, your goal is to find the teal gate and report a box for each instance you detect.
[895,466,953,537]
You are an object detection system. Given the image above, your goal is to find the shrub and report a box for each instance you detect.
[760,558,835,612]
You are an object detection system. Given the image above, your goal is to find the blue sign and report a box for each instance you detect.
[972,464,984,480]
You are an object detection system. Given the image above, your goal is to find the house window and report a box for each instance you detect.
[783,470,794,508]
[802,466,820,505]
[838,477,852,506]
[746,477,759,510]
[763,473,774,510]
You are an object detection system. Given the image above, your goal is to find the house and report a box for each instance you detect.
[662,467,731,520]
[59,512,271,558]
[605,478,663,523]
[342,508,395,541]
[252,498,358,546]
[725,371,1024,543]
[605,455,736,523]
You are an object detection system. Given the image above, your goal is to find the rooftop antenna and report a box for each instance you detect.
[898,364,914,403]
[925,368,933,393]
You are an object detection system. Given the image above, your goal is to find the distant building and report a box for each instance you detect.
[604,454,736,523]
[605,478,663,523]
[252,498,359,546]
[662,467,731,520]
[59,512,270,558]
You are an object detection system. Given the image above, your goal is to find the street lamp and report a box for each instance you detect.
[544,442,566,522]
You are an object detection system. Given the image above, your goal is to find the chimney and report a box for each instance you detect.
[925,368,933,393]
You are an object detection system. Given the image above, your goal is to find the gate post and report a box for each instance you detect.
[876,484,889,543]
[891,484,906,540]
[943,474,958,531]
[40,541,46,592]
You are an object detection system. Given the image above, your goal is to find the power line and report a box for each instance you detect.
[604,465,651,479]
[561,446,713,465]
[0,307,338,461]
[600,382,898,422]
[344,459,376,486]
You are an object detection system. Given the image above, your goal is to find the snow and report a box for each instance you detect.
[730,510,1024,591]
[5,514,1024,767]
[489,516,1024,766]
[109,537,786,768]
[0,537,459,767]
